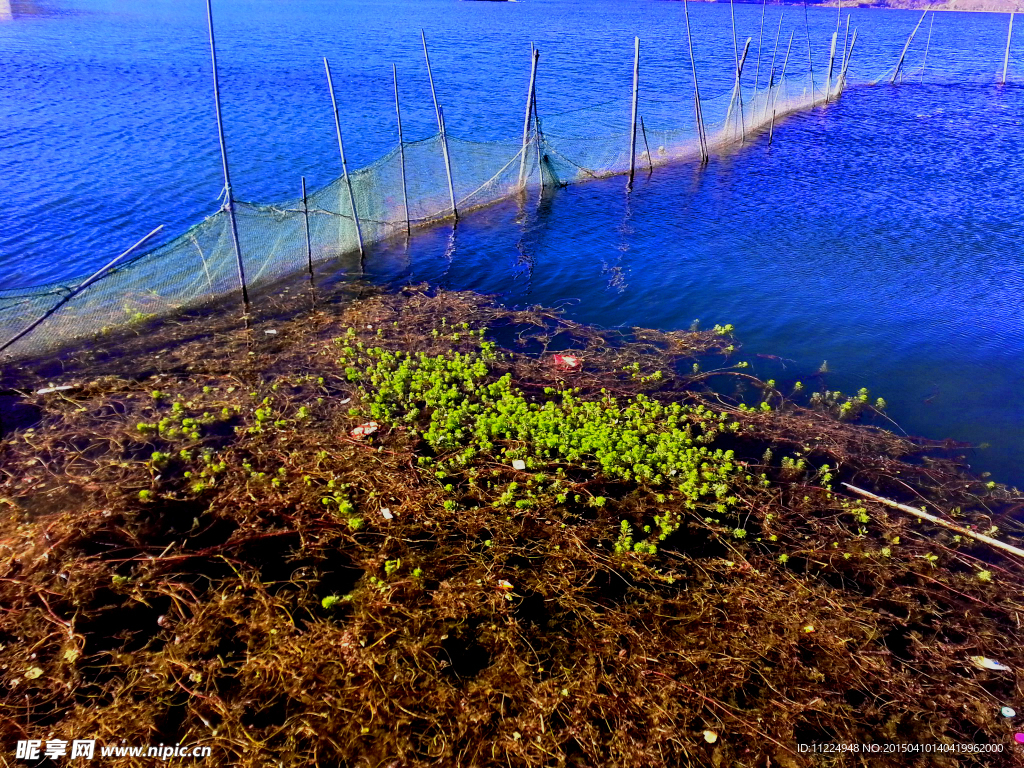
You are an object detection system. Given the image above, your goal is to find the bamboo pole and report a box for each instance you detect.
[628,36,640,186]
[421,30,442,129]
[438,105,458,221]
[803,1,816,104]
[825,29,838,103]
[920,12,934,83]
[1003,12,1014,84]
[639,116,654,174]
[891,11,927,84]
[730,0,740,76]
[206,0,249,317]
[765,12,784,122]
[0,226,164,355]
[840,28,858,92]
[392,64,411,236]
[840,14,850,93]
[421,31,457,221]
[769,30,795,145]
[842,484,1024,561]
[725,38,752,143]
[754,0,767,90]
[683,0,708,163]
[519,47,540,191]
[323,57,365,256]
[301,177,313,278]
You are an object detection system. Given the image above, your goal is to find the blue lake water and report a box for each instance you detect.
[1,0,1022,483]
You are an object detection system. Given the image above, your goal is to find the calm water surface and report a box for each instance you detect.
[1,0,1022,483]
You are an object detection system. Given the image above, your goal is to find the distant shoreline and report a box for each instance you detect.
[682,0,1022,12]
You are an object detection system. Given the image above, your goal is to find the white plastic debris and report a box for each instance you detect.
[496,580,514,591]
[339,397,352,405]
[511,460,526,471]
[350,422,378,438]
[36,385,74,395]
[381,508,393,520]
[264,329,278,335]
[972,656,1012,671]
[1001,706,1016,718]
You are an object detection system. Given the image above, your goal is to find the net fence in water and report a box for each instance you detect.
[0,67,840,360]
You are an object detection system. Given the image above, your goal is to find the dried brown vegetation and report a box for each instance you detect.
[2,286,1024,767]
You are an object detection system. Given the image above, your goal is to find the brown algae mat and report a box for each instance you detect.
[2,286,1024,767]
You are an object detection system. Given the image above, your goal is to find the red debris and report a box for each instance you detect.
[553,354,582,371]
[350,422,379,438]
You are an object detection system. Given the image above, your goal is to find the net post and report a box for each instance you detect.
[754,0,767,91]
[839,29,857,92]
[683,0,709,163]
[421,30,442,129]
[891,11,927,85]
[730,0,739,76]
[639,116,653,175]
[628,36,640,186]
[438,106,458,221]
[725,38,752,144]
[301,176,313,279]
[803,2,816,104]
[920,12,933,83]
[206,0,250,319]
[323,57,365,256]
[393,64,411,236]
[0,226,164,356]
[765,12,784,123]
[840,14,850,93]
[518,47,540,192]
[825,30,838,103]
[769,31,795,146]
[1003,12,1014,84]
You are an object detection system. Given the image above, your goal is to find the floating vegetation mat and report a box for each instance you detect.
[2,286,1024,767]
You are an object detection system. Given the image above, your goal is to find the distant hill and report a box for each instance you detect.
[689,0,1022,11]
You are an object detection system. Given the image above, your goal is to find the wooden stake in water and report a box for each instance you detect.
[841,14,850,93]
[438,105,458,221]
[0,226,164,355]
[301,176,313,278]
[639,116,654,174]
[765,12,784,122]
[323,57,365,256]
[803,1,816,104]
[840,28,858,92]
[725,38,752,143]
[206,0,249,317]
[769,31,795,145]
[519,47,540,191]
[730,0,739,76]
[921,12,934,83]
[393,64,410,236]
[825,29,838,103]
[683,0,708,163]
[754,0,767,91]
[421,30,442,129]
[628,36,640,186]
[891,11,927,84]
[1003,12,1014,84]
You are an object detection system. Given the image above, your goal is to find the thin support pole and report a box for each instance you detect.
[628,36,640,186]
[920,12,934,83]
[301,177,313,278]
[206,0,249,316]
[438,106,458,221]
[421,30,442,129]
[803,2,816,104]
[0,226,164,355]
[769,31,795,145]
[519,47,540,191]
[840,29,858,92]
[840,14,850,92]
[323,57,365,256]
[891,11,927,84]
[683,0,708,163]
[639,116,654,174]
[1003,11,1014,84]
[825,29,838,103]
[730,0,739,75]
[843,484,1024,561]
[393,64,411,236]
[765,12,784,122]
[725,38,752,143]
[754,0,767,91]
